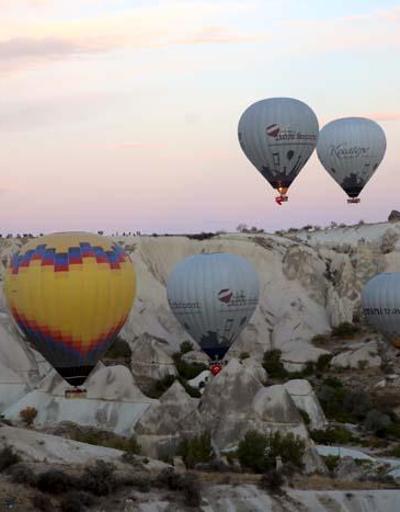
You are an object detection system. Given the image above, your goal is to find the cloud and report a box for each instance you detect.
[0,2,259,67]
[0,37,106,61]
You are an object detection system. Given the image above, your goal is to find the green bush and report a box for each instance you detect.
[331,322,360,339]
[323,455,340,473]
[0,445,20,472]
[180,341,194,354]
[259,469,284,494]
[8,463,37,486]
[174,357,208,381]
[103,336,131,360]
[364,409,392,436]
[316,354,333,372]
[60,491,94,512]
[311,334,330,345]
[147,375,175,398]
[298,409,311,426]
[310,426,355,445]
[240,352,250,360]
[237,431,305,473]
[71,430,140,454]
[178,433,214,469]
[80,460,117,496]
[263,350,288,380]
[37,469,76,494]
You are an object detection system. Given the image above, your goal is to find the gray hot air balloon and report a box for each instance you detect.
[166,253,259,361]
[238,97,319,205]
[317,117,386,203]
[362,273,400,348]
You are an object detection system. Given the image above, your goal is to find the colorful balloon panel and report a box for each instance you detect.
[4,232,136,386]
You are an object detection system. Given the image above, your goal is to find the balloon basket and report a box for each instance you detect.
[275,195,288,206]
[210,363,223,376]
[65,388,87,399]
[347,198,360,204]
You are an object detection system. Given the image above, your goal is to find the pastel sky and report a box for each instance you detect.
[1,0,400,234]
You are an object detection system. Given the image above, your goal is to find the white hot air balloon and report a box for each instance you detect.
[317,117,386,203]
[166,253,259,370]
[238,97,319,205]
[362,273,400,348]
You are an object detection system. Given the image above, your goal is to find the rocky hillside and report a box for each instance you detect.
[1,219,400,509]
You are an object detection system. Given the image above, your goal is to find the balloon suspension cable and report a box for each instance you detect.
[210,362,223,377]
[275,195,288,206]
[65,387,87,399]
[347,197,361,204]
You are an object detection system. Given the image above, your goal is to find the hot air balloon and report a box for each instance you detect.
[238,97,319,205]
[317,117,386,203]
[362,273,400,348]
[4,232,136,394]
[166,253,259,374]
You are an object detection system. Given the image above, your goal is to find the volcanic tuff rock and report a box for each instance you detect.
[331,340,382,369]
[130,332,177,386]
[1,221,400,455]
[135,380,202,458]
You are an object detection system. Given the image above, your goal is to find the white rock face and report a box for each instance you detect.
[136,381,202,458]
[200,359,266,450]
[0,223,399,454]
[285,379,327,430]
[130,333,177,383]
[4,365,154,435]
[331,340,382,369]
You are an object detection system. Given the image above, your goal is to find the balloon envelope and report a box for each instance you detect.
[362,273,400,348]
[4,232,136,386]
[166,253,259,360]
[317,117,386,199]
[238,97,319,196]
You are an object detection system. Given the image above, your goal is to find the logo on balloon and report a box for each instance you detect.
[266,124,280,138]
[218,289,233,304]
[329,144,370,159]
[266,124,316,143]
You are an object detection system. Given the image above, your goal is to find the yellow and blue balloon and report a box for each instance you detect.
[4,232,136,386]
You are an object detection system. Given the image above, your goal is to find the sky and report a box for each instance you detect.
[1,0,400,235]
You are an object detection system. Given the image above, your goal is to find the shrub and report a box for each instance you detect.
[298,409,311,426]
[130,476,151,493]
[180,473,201,507]
[323,455,340,473]
[80,460,117,496]
[180,341,194,354]
[8,463,37,486]
[174,357,208,381]
[237,431,305,473]
[147,375,175,398]
[310,427,355,445]
[155,469,201,506]
[19,406,38,427]
[37,469,76,494]
[263,350,288,380]
[331,322,360,339]
[103,336,131,360]
[364,409,392,436]
[240,352,250,360]
[316,354,333,372]
[0,445,21,472]
[259,469,284,494]
[178,433,214,469]
[70,430,141,454]
[31,494,52,512]
[59,491,94,512]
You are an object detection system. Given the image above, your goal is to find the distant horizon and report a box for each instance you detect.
[1,212,396,238]
[1,0,399,234]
